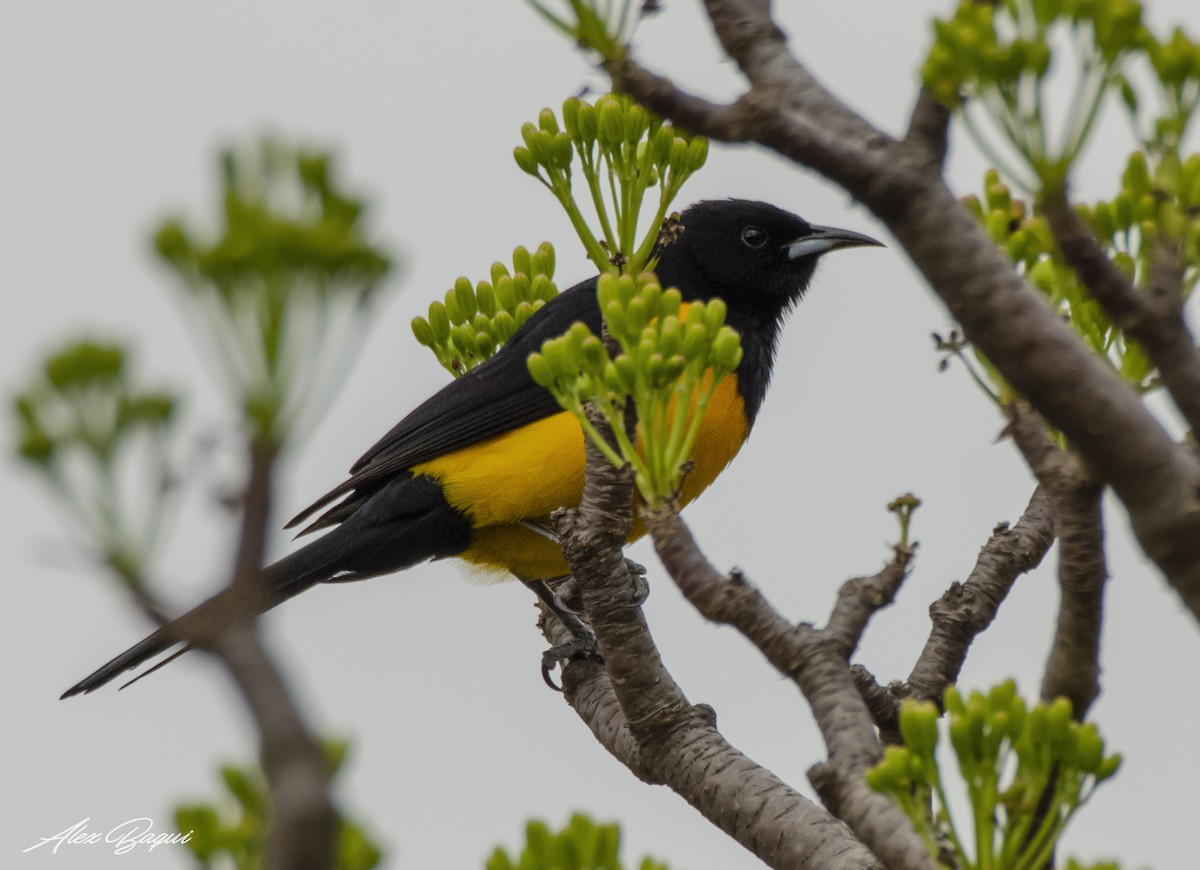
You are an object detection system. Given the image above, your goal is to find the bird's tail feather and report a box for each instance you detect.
[60,543,338,699]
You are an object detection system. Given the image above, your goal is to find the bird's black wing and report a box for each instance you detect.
[286,276,602,534]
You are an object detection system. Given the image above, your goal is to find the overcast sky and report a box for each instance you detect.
[3,3,1198,869]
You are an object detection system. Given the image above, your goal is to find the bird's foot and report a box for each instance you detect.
[540,622,602,691]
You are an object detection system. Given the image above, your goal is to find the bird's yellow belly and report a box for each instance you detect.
[413,375,750,578]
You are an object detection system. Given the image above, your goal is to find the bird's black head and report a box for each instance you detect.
[654,199,881,425]
[656,199,881,326]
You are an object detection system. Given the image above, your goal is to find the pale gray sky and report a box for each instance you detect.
[3,3,1197,868]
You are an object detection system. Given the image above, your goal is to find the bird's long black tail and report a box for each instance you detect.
[60,542,340,699]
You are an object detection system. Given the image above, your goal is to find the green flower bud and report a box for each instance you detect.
[987,679,1017,714]
[1071,722,1105,773]
[651,125,674,166]
[511,246,533,279]
[533,241,555,278]
[576,102,598,142]
[18,429,56,465]
[597,272,619,311]
[561,98,581,140]
[428,301,450,342]
[899,699,941,757]
[492,310,516,342]
[604,300,627,338]
[986,210,1011,244]
[530,274,556,303]
[525,128,556,168]
[944,685,964,716]
[661,287,682,319]
[514,146,539,176]
[477,282,498,317]
[1113,191,1134,229]
[411,316,436,347]
[687,137,709,170]
[493,275,517,311]
[949,716,974,762]
[668,137,689,174]
[490,260,510,285]
[624,103,650,143]
[682,323,707,358]
[1095,752,1122,782]
[704,297,728,332]
[599,99,624,147]
[514,300,535,327]
[454,276,477,322]
[538,107,560,135]
[153,220,191,263]
[451,323,475,350]
[712,328,743,371]
[986,181,1011,214]
[521,121,541,154]
[1092,201,1116,240]
[646,352,666,386]
[553,132,573,168]
[528,352,553,387]
[1006,229,1030,263]
[617,274,639,305]
[627,297,648,333]
[1124,152,1152,196]
[582,335,608,373]
[639,280,662,316]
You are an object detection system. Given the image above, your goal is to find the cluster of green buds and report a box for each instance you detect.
[176,739,383,870]
[923,0,1148,188]
[153,139,392,446]
[1090,151,1200,287]
[1136,26,1200,154]
[867,681,1121,870]
[527,273,741,506]
[412,243,558,377]
[950,167,1189,402]
[13,340,179,580]
[514,93,708,276]
[486,813,669,870]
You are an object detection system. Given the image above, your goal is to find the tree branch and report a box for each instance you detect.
[1007,404,1108,718]
[644,508,935,870]
[550,418,885,870]
[906,486,1056,706]
[605,0,1200,627]
[217,439,337,870]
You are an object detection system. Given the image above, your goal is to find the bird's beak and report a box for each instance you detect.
[786,225,884,260]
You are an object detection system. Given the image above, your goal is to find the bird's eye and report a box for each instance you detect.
[741,226,768,249]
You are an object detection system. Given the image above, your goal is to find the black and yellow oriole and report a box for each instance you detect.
[62,199,880,697]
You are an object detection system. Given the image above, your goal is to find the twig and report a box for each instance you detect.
[906,486,1056,706]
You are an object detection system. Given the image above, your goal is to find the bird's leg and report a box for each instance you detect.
[522,518,650,607]
[524,576,601,690]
